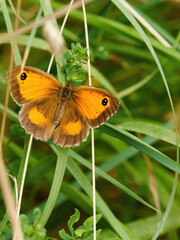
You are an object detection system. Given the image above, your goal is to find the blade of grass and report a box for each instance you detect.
[110,2,179,239]
[133,6,180,50]
[127,205,180,240]
[25,134,158,223]
[69,150,158,212]
[1,0,22,65]
[100,123,180,173]
[0,103,18,122]
[120,120,177,146]
[67,157,140,240]
[16,3,44,223]
[21,2,43,67]
[68,10,180,62]
[82,64,116,94]
[0,0,93,45]
[36,147,68,228]
[117,68,158,99]
[115,0,171,47]
[98,41,153,61]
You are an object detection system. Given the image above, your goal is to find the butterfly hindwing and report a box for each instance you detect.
[72,86,120,128]
[53,100,89,147]
[19,97,60,141]
[9,65,62,105]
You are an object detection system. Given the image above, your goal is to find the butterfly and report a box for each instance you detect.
[8,66,120,147]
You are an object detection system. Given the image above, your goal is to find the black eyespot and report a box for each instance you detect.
[102,98,108,106]
[20,72,27,80]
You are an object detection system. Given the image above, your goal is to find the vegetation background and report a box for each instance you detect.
[0,0,180,239]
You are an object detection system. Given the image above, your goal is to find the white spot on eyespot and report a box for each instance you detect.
[41,124,43,128]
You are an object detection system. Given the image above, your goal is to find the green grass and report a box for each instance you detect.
[0,0,180,239]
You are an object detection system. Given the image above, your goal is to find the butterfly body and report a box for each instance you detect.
[9,66,120,147]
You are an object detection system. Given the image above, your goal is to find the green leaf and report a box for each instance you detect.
[20,214,29,226]
[1,0,22,65]
[83,229,102,240]
[36,228,46,237]
[23,224,33,235]
[75,226,93,237]
[64,51,72,61]
[59,229,72,240]
[83,214,102,227]
[10,123,25,137]
[68,208,80,236]
[33,208,42,226]
[67,158,140,240]
[62,42,88,82]
[100,123,180,173]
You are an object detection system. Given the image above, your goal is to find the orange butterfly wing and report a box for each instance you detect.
[9,66,62,141]
[53,100,89,147]
[9,65,119,147]
[9,65,62,105]
[53,86,119,147]
[72,86,120,128]
[19,97,60,141]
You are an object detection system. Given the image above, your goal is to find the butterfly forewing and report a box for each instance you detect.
[72,86,120,128]
[9,65,62,105]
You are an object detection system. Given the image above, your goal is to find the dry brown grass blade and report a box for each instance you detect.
[0,0,24,239]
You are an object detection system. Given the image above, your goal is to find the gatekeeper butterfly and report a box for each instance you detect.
[8,66,120,147]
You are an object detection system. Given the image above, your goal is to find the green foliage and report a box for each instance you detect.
[20,208,47,240]
[10,122,25,137]
[0,1,180,240]
[59,209,102,240]
[62,43,88,83]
